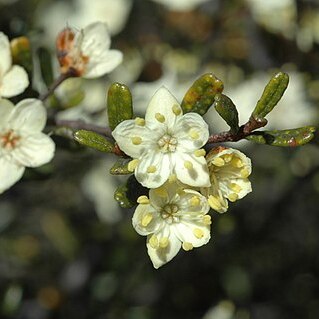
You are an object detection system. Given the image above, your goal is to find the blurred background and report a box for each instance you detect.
[0,0,319,318]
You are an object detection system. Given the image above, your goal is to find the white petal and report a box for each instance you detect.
[132,203,163,236]
[0,32,11,77]
[0,99,14,127]
[11,133,55,167]
[175,112,209,152]
[0,158,25,194]
[84,50,123,79]
[146,228,181,269]
[135,151,171,188]
[145,87,182,129]
[0,65,29,98]
[174,153,210,187]
[81,22,111,53]
[9,99,47,132]
[177,189,210,215]
[112,119,156,158]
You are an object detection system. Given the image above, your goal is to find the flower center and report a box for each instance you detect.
[157,134,177,153]
[161,204,179,224]
[0,129,21,149]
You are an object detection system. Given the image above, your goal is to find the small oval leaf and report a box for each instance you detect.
[110,158,132,175]
[107,83,133,131]
[74,130,115,153]
[181,73,224,115]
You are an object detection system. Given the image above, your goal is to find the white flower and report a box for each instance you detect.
[0,32,29,98]
[150,0,211,11]
[201,147,252,213]
[0,99,55,194]
[112,87,211,188]
[57,22,123,79]
[132,181,211,268]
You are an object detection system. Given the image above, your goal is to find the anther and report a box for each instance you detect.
[172,104,182,116]
[184,161,193,170]
[147,165,157,173]
[137,195,150,204]
[135,117,146,126]
[131,136,142,145]
[141,213,153,227]
[182,242,193,251]
[193,228,204,239]
[128,159,139,172]
[194,149,206,157]
[155,113,165,123]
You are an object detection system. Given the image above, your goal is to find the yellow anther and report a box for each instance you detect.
[155,113,165,123]
[159,237,169,248]
[147,165,157,173]
[229,183,242,193]
[223,154,233,163]
[194,149,206,157]
[203,215,212,225]
[189,129,200,140]
[149,235,158,249]
[128,159,139,172]
[182,242,193,251]
[137,195,150,204]
[154,186,167,197]
[135,117,145,126]
[212,157,225,167]
[189,196,200,207]
[141,213,153,227]
[193,228,204,239]
[208,195,222,211]
[131,136,142,145]
[184,161,193,170]
[172,104,182,116]
[168,174,177,183]
[228,193,239,202]
[240,168,250,178]
[231,157,244,168]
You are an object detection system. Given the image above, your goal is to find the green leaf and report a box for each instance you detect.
[114,175,148,208]
[181,73,224,115]
[110,158,132,175]
[252,72,289,120]
[74,130,115,153]
[37,47,54,88]
[246,126,316,146]
[10,36,33,75]
[107,83,133,131]
[214,93,239,132]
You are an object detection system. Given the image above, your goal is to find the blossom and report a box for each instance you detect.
[132,181,211,268]
[150,0,211,11]
[201,147,252,213]
[56,22,123,79]
[112,87,211,188]
[0,32,29,98]
[0,99,55,194]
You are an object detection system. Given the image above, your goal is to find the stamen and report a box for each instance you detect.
[147,165,157,173]
[229,183,242,193]
[228,193,239,202]
[131,136,142,145]
[182,242,193,251]
[128,159,139,172]
[159,237,169,248]
[223,154,233,163]
[141,213,153,227]
[149,235,159,249]
[194,149,206,157]
[137,195,150,204]
[231,157,244,168]
[240,168,250,178]
[155,113,165,123]
[189,129,200,140]
[189,196,200,207]
[135,117,146,126]
[203,215,212,225]
[208,195,222,211]
[193,228,204,239]
[184,161,193,170]
[172,104,182,116]
[212,157,225,167]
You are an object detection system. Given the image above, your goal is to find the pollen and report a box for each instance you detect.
[193,228,204,239]
[131,136,142,145]
[159,237,169,248]
[155,113,165,123]
[231,157,244,168]
[189,129,200,140]
[128,159,139,172]
[229,183,242,193]
[208,195,222,211]
[240,168,250,178]
[137,195,150,204]
[228,193,239,202]
[184,161,193,170]
[147,165,157,173]
[135,117,145,126]
[182,242,193,251]
[194,149,206,157]
[141,213,153,227]
[189,196,200,207]
[203,215,212,225]
[212,157,225,167]
[149,234,159,249]
[172,104,182,116]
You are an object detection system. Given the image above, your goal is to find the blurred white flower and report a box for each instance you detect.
[0,99,55,194]
[57,22,123,79]
[133,181,211,268]
[0,32,29,98]
[202,300,235,319]
[201,147,252,213]
[112,87,210,188]
[151,0,211,11]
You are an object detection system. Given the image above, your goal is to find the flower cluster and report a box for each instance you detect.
[112,87,252,268]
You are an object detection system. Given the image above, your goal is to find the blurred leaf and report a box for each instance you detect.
[252,72,289,120]
[214,93,239,132]
[10,36,33,75]
[2,284,23,316]
[114,175,148,208]
[37,47,54,87]
[181,73,224,115]
[246,126,316,146]
[107,83,133,131]
[110,158,132,175]
[74,130,115,153]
